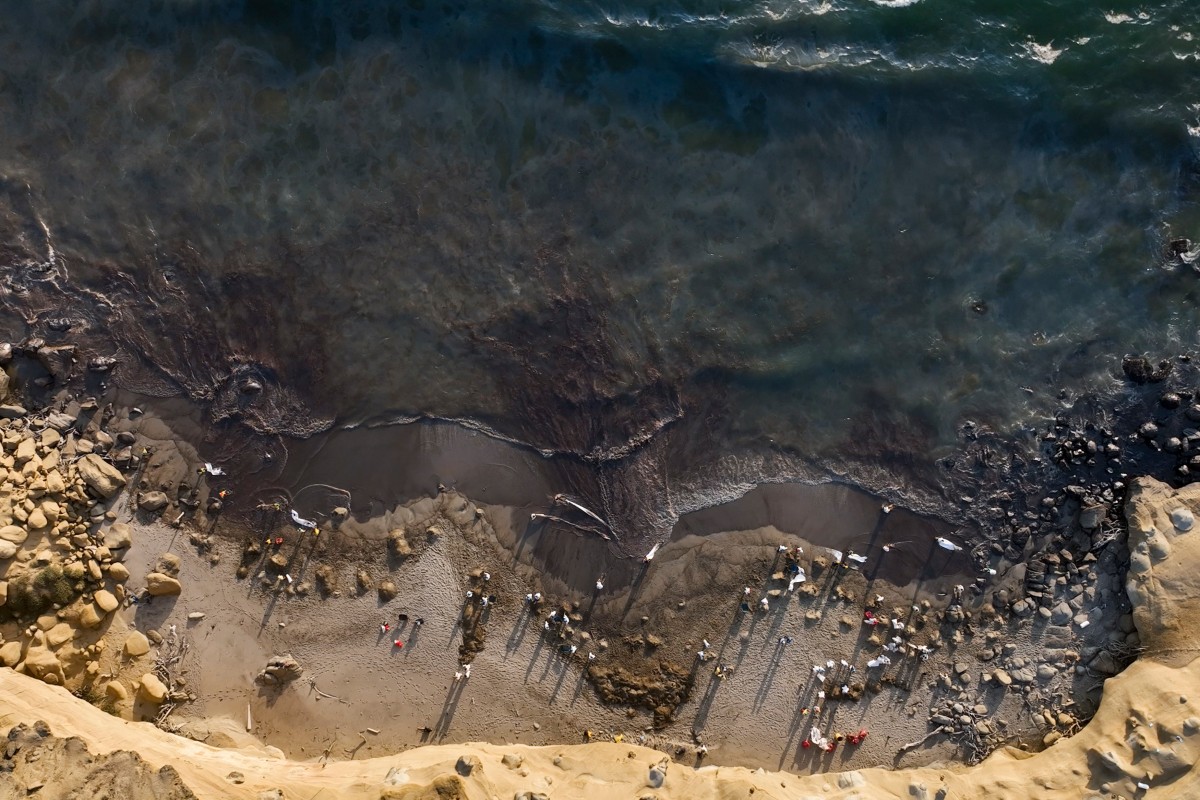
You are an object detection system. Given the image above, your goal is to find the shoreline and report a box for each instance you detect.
[0,389,1128,774]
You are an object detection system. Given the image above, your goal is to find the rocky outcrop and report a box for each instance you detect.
[1124,478,1200,666]
[0,721,197,800]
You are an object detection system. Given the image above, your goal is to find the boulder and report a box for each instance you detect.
[255,654,303,685]
[0,525,27,545]
[138,491,170,512]
[94,589,119,613]
[0,580,6,606]
[105,681,129,701]
[139,673,168,703]
[0,641,23,667]
[107,563,130,582]
[21,647,64,684]
[45,623,74,648]
[378,580,398,601]
[0,540,16,560]
[124,631,151,657]
[15,437,36,464]
[502,753,524,769]
[46,412,76,432]
[76,454,126,498]
[103,523,133,550]
[77,604,104,630]
[145,572,182,596]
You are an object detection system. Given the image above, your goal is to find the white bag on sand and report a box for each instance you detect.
[291,510,317,529]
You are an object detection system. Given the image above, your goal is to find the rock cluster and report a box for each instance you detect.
[0,404,142,689]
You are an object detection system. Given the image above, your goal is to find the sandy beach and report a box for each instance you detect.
[0,390,1162,799]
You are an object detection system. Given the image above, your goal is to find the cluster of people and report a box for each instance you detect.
[379,614,423,648]
[802,727,870,753]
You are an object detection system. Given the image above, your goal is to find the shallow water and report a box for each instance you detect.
[1,0,1199,530]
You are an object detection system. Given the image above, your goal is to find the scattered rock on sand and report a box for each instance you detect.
[104,680,128,701]
[145,572,182,596]
[0,540,16,560]
[455,755,481,776]
[21,647,64,685]
[378,580,398,601]
[0,641,21,667]
[0,525,28,545]
[103,523,132,551]
[314,565,338,597]
[76,454,126,498]
[138,673,168,704]
[355,569,373,593]
[255,655,303,686]
[387,529,412,557]
[502,753,524,769]
[124,632,151,658]
[138,491,169,512]
[77,604,104,630]
[94,590,119,614]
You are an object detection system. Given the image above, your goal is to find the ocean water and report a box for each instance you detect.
[1,0,1199,530]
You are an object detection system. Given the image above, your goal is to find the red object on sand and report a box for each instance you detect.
[393,640,404,648]
[826,742,837,752]
[274,537,284,545]
[801,740,811,749]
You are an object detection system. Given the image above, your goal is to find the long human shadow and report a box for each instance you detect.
[618,559,653,621]
[506,607,533,654]
[752,640,787,712]
[433,676,469,740]
[547,656,573,705]
[523,633,548,684]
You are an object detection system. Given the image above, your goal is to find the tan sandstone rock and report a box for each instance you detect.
[124,631,151,658]
[145,572,181,596]
[138,673,168,704]
[76,454,126,498]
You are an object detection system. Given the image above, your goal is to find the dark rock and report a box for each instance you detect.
[1089,651,1119,676]
[455,755,481,776]
[138,491,170,512]
[1139,422,1159,439]
[1122,355,1172,384]
[240,379,262,394]
[1161,392,1182,409]
[87,356,117,372]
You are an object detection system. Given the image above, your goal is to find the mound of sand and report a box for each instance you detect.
[1,477,1198,799]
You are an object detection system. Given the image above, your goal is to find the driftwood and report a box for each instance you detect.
[552,494,613,531]
[529,512,613,540]
[897,727,947,755]
[152,631,190,728]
